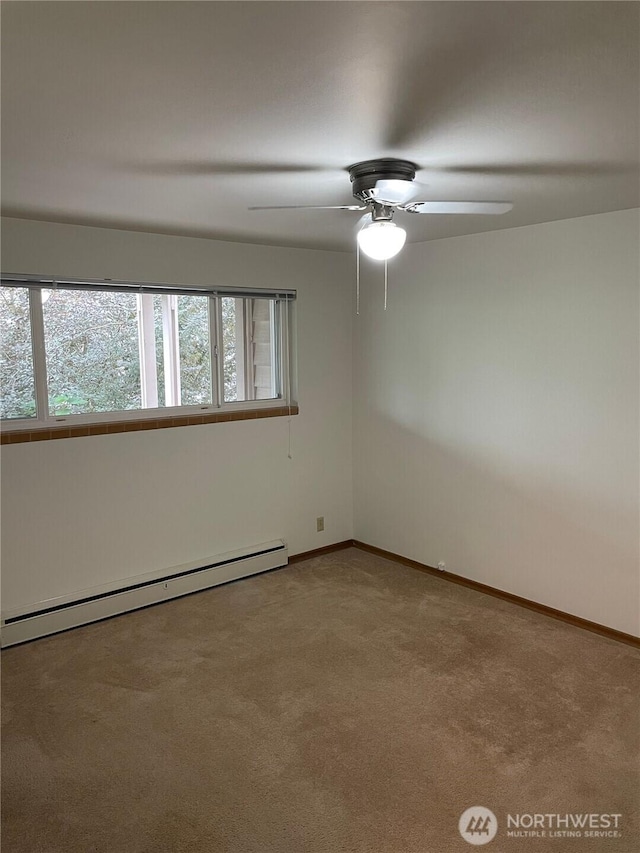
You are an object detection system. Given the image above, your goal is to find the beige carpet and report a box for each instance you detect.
[2,547,638,852]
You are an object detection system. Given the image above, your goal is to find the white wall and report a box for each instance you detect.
[354,209,640,636]
[3,211,639,637]
[0,218,353,612]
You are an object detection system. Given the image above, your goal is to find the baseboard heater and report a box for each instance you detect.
[1,540,288,648]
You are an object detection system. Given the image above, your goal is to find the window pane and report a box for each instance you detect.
[43,289,141,415]
[251,299,277,400]
[177,295,212,405]
[152,295,166,408]
[149,294,212,408]
[0,287,36,419]
[222,297,278,403]
[221,297,241,402]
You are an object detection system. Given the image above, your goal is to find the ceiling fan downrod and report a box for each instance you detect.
[370,202,394,221]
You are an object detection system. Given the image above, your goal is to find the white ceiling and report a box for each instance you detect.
[2,1,639,252]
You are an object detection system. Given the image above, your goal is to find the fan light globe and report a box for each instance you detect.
[357,220,407,261]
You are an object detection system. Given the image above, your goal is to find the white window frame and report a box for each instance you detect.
[137,294,159,408]
[0,276,295,431]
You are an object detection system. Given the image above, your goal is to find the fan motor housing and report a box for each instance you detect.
[349,158,417,203]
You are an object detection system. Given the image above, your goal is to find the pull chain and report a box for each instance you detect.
[384,259,388,311]
[356,243,361,316]
[284,299,292,459]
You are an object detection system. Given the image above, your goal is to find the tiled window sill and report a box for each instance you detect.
[0,405,299,444]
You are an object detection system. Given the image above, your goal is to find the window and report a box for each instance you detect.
[221,297,278,403]
[42,288,142,416]
[0,277,295,429]
[0,286,36,419]
[136,293,213,409]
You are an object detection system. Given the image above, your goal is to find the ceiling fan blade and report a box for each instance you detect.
[129,161,331,176]
[436,162,638,177]
[248,204,367,211]
[382,23,502,149]
[369,179,422,205]
[403,201,513,215]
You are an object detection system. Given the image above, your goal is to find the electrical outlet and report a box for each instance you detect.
[437,561,446,572]
[316,516,325,532]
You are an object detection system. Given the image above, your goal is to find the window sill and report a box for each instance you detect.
[0,405,299,444]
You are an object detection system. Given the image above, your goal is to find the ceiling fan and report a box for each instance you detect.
[249,158,513,260]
